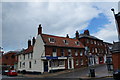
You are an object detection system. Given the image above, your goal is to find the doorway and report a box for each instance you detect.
[44,61,48,72]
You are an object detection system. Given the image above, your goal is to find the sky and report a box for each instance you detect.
[1,0,120,52]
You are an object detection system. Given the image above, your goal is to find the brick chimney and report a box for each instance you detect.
[84,30,90,35]
[66,34,69,38]
[28,39,31,48]
[75,31,79,39]
[38,24,42,35]
[32,37,36,46]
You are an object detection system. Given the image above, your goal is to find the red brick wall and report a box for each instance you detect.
[112,53,120,70]
[45,46,87,69]
[79,38,108,64]
[2,52,18,66]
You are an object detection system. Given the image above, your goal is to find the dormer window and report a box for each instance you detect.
[63,40,68,44]
[75,41,79,45]
[49,38,55,43]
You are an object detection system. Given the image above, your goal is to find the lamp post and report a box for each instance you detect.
[111,8,120,41]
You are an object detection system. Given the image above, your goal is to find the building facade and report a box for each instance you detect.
[17,24,88,73]
[1,51,18,70]
[75,30,112,66]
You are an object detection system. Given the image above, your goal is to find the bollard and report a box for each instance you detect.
[90,68,95,77]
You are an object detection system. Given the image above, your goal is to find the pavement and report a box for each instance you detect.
[16,64,113,79]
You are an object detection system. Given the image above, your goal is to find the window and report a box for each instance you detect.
[28,53,30,59]
[11,55,15,59]
[31,53,33,59]
[60,49,64,56]
[75,50,78,56]
[94,41,96,44]
[92,48,94,53]
[34,60,36,64]
[68,49,72,56]
[22,62,25,68]
[98,42,99,45]
[80,59,83,65]
[52,48,57,57]
[63,40,68,44]
[87,39,89,43]
[99,57,103,62]
[91,40,93,44]
[23,54,25,60]
[76,59,79,65]
[20,62,21,68]
[59,60,64,66]
[105,49,108,54]
[95,48,97,53]
[49,38,55,43]
[20,55,22,60]
[75,41,79,45]
[5,56,8,59]
[29,61,31,68]
[80,51,83,56]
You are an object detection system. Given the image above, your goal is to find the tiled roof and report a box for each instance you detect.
[79,34,102,40]
[41,34,84,48]
[23,46,33,54]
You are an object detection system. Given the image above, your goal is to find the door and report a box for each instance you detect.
[44,61,48,72]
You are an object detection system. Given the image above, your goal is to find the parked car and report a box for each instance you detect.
[7,70,18,76]
[113,70,120,80]
[2,70,9,75]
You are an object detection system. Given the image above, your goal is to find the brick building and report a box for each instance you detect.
[1,51,18,70]
[111,11,120,71]
[17,24,88,73]
[75,30,112,66]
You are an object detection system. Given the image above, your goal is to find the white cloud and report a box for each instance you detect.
[91,2,118,43]
[2,2,118,51]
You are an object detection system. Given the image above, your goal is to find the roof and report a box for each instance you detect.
[23,46,33,54]
[79,34,102,41]
[41,34,84,48]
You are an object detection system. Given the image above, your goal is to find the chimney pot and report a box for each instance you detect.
[28,39,31,48]
[38,24,42,35]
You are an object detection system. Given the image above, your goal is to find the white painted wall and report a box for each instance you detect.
[32,34,45,73]
[17,34,45,73]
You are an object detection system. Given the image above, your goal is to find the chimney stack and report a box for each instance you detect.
[28,39,31,48]
[66,34,69,38]
[32,37,36,45]
[84,30,90,36]
[38,24,42,35]
[75,31,79,39]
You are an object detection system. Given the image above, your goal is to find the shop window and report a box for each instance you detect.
[59,60,64,66]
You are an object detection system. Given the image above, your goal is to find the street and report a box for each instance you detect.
[47,64,112,78]
[1,64,115,80]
